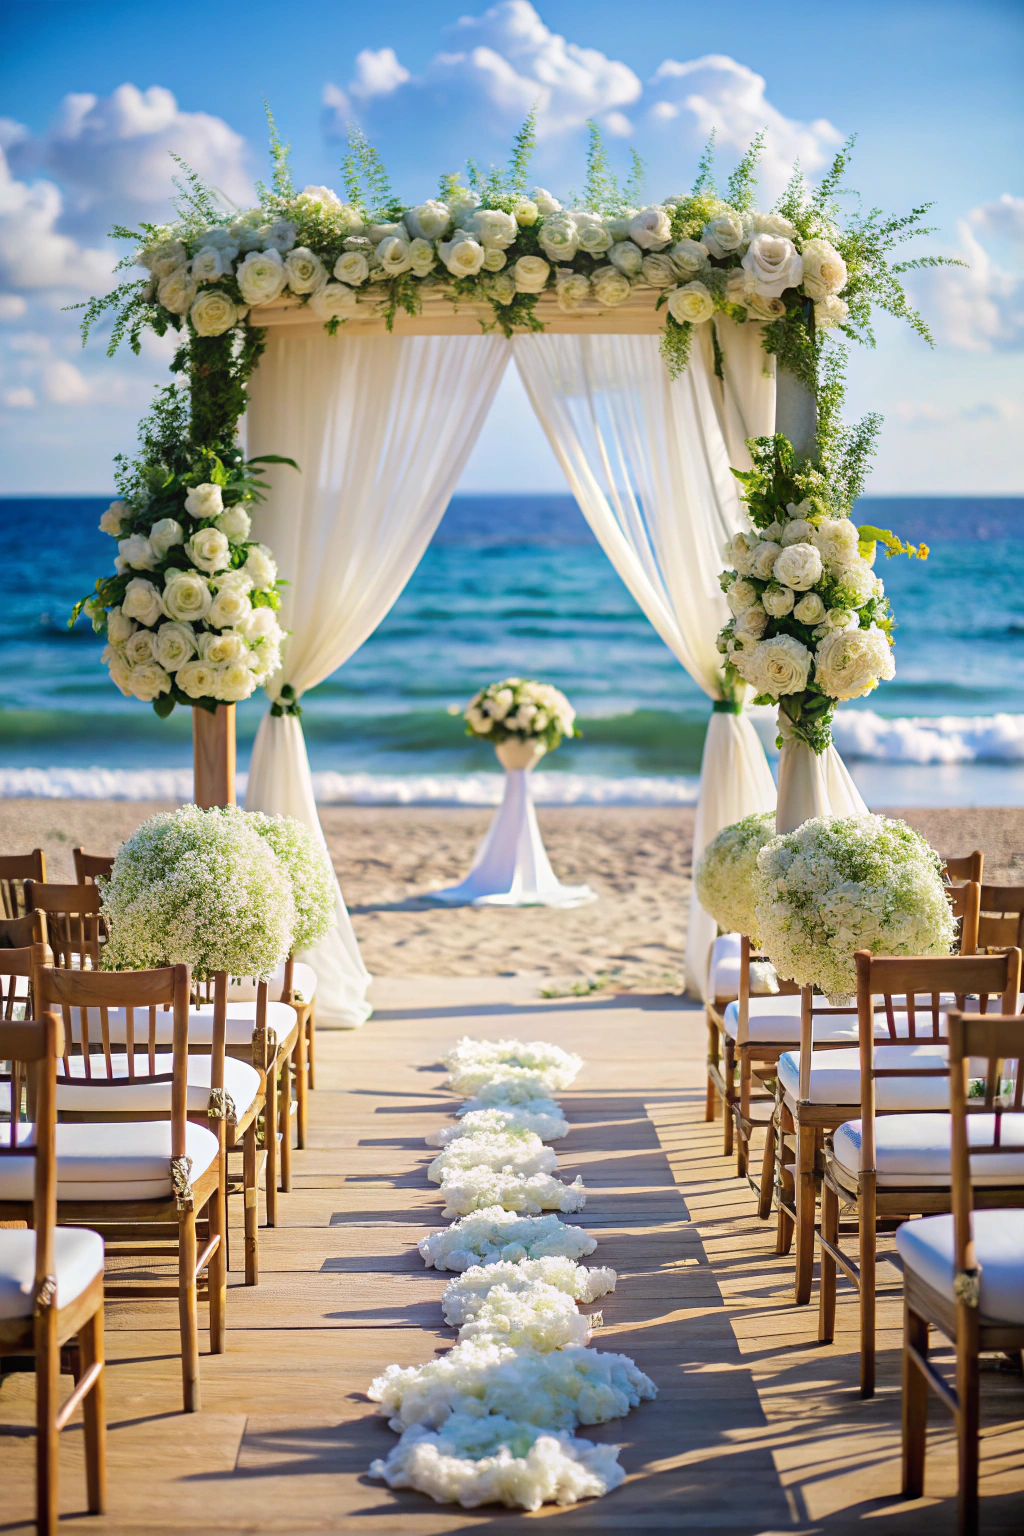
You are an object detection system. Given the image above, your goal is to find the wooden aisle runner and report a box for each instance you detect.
[3,973,1023,1531]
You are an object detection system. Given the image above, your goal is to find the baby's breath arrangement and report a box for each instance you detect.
[223,806,336,953]
[694,811,778,940]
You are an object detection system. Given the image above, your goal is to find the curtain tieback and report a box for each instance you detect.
[270,683,303,718]
[712,699,743,715]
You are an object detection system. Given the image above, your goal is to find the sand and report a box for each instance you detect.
[3,798,1023,988]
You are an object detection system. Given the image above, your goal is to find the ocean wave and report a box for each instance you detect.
[832,710,1024,764]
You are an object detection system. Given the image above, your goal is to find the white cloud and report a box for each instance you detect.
[893,397,1021,427]
[350,47,411,102]
[1,385,36,409]
[913,212,1023,352]
[0,294,27,320]
[44,359,92,404]
[0,148,113,292]
[969,193,1024,244]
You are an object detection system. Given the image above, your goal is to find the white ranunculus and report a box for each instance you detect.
[751,212,798,240]
[244,543,277,589]
[333,250,370,286]
[628,206,671,250]
[538,214,579,263]
[762,584,796,617]
[773,542,823,591]
[260,220,298,253]
[737,634,812,698]
[157,266,197,316]
[741,233,804,298]
[106,606,135,646]
[154,621,195,671]
[513,254,551,294]
[666,280,715,324]
[127,661,171,702]
[486,272,517,305]
[465,208,518,250]
[781,517,816,546]
[214,659,256,702]
[531,188,561,216]
[702,212,750,259]
[310,282,358,322]
[161,570,211,623]
[147,517,184,557]
[175,659,217,699]
[184,483,223,519]
[734,604,768,640]
[607,240,643,279]
[99,500,128,536]
[124,628,157,666]
[815,624,895,701]
[555,271,590,313]
[199,629,247,664]
[107,649,132,696]
[408,238,436,277]
[641,253,677,289]
[727,577,759,616]
[121,577,163,627]
[191,246,232,284]
[185,526,231,574]
[590,265,632,306]
[815,295,850,329]
[405,201,451,242]
[118,533,157,570]
[236,249,288,306]
[240,606,282,643]
[513,198,538,226]
[284,247,328,294]
[207,584,253,630]
[438,234,486,278]
[746,292,787,322]
[189,289,238,336]
[573,212,613,256]
[751,541,783,580]
[212,505,250,544]
[800,238,848,300]
[482,247,507,272]
[669,239,709,278]
[813,518,861,566]
[791,592,824,626]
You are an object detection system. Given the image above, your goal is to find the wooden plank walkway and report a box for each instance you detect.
[3,974,1023,1532]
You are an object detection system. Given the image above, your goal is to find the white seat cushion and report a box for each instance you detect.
[724,996,859,1045]
[227,960,317,1005]
[895,1210,1024,1323]
[65,999,295,1049]
[0,1227,104,1320]
[833,1112,1024,1188]
[0,1119,219,1202]
[707,935,779,1002]
[779,1043,950,1108]
[55,1052,261,1116]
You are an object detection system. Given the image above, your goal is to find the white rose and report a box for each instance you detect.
[236,249,288,306]
[244,544,277,589]
[590,265,632,306]
[815,295,850,329]
[283,247,327,295]
[157,266,197,316]
[669,239,709,278]
[554,271,591,313]
[531,188,561,216]
[260,220,298,253]
[728,532,758,577]
[106,606,135,646]
[793,592,826,625]
[513,199,538,226]
[199,629,247,664]
[641,253,677,289]
[190,289,238,336]
[513,255,550,294]
[154,621,195,671]
[737,634,812,698]
[212,568,252,592]
[813,518,861,566]
[702,212,750,259]
[773,542,823,591]
[310,282,358,322]
[465,209,518,249]
[208,585,253,630]
[628,206,671,250]
[229,220,265,253]
[140,239,186,277]
[781,518,816,546]
[333,251,369,286]
[820,608,858,634]
[438,234,486,278]
[215,659,257,702]
[121,578,163,627]
[128,661,171,702]
[184,483,223,520]
[376,236,414,278]
[741,233,804,298]
[161,570,212,623]
[405,201,451,242]
[184,526,231,574]
[175,660,217,699]
[724,267,751,308]
[751,212,798,240]
[106,649,132,696]
[764,521,784,541]
[408,238,436,277]
[666,280,715,324]
[573,212,612,256]
[734,604,768,641]
[727,577,759,616]
[190,246,233,284]
[118,533,157,570]
[199,227,240,255]
[214,505,250,543]
[148,517,184,556]
[751,541,783,580]
[240,607,282,643]
[605,211,637,241]
[831,558,877,609]
[99,500,128,536]
[482,247,507,272]
[607,241,643,278]
[446,188,480,224]
[746,292,787,322]
[367,220,408,246]
[800,238,848,300]
[815,624,895,701]
[124,628,157,665]
[538,214,579,263]
[487,272,517,306]
[248,642,280,680]
[762,584,796,617]
[299,185,340,208]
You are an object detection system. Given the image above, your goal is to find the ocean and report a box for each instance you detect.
[2,494,1024,808]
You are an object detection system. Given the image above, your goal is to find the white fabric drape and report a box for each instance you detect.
[513,323,777,996]
[246,330,511,1024]
[775,727,869,835]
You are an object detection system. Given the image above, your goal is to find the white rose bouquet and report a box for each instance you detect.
[753,814,957,1002]
[463,678,580,753]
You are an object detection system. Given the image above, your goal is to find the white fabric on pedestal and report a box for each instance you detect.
[513,323,776,995]
[245,331,512,1024]
[775,725,869,835]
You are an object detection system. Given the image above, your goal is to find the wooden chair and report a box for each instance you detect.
[815,948,1021,1398]
[897,1008,1024,1534]
[25,881,107,970]
[973,883,1024,956]
[72,849,112,886]
[19,959,224,1412]
[942,851,984,886]
[1,912,46,1019]
[0,849,46,919]
[705,933,785,1155]
[0,1009,106,1535]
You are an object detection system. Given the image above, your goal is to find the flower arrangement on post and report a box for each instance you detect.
[694,811,777,941]
[223,807,336,954]
[464,679,579,757]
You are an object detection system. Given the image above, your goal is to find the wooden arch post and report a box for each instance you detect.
[193,705,236,809]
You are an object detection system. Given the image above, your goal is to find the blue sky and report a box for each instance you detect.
[1,0,1021,494]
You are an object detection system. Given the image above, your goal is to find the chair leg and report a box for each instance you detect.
[207,1153,227,1354]
[859,1179,876,1399]
[957,1307,981,1536]
[776,1103,795,1256]
[79,1307,106,1514]
[279,1046,292,1194]
[722,1036,735,1159]
[902,1300,929,1499]
[737,1052,752,1179]
[295,1012,308,1150]
[758,1107,776,1222]
[178,1207,201,1412]
[265,1063,279,1227]
[306,1000,316,1089]
[818,1179,838,1343]
[794,1123,817,1305]
[34,1302,60,1536]
[243,1120,259,1285]
[705,1015,718,1122]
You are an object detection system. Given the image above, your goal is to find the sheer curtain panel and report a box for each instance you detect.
[245,330,511,1025]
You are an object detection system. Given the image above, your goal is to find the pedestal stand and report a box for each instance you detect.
[192,705,236,809]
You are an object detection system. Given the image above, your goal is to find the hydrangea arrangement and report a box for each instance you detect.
[695,811,778,940]
[444,1038,583,1096]
[463,680,579,754]
[224,807,336,953]
[100,804,295,980]
[418,1208,598,1273]
[438,1168,586,1221]
[457,1072,577,1110]
[454,1280,598,1351]
[753,814,957,1001]
[427,1104,570,1147]
[441,1259,617,1328]
[428,1132,560,1185]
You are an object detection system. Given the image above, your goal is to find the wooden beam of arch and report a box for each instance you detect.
[252,288,667,338]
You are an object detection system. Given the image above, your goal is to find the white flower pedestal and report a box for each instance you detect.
[775,714,868,835]
[429,741,597,908]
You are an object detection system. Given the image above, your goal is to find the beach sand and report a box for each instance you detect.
[3,798,1023,989]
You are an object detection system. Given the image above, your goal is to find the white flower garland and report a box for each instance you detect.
[437,1168,586,1220]
[427,1132,559,1184]
[441,1259,616,1327]
[454,1280,597,1351]
[426,1103,570,1147]
[444,1037,583,1096]
[418,1207,598,1272]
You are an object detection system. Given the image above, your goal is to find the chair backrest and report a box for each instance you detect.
[735,933,799,1026]
[0,849,46,919]
[942,850,984,886]
[975,884,1024,954]
[854,949,1021,1172]
[72,848,114,885]
[0,930,52,1020]
[946,1009,1024,1301]
[0,1012,62,1259]
[25,881,107,970]
[948,881,981,955]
